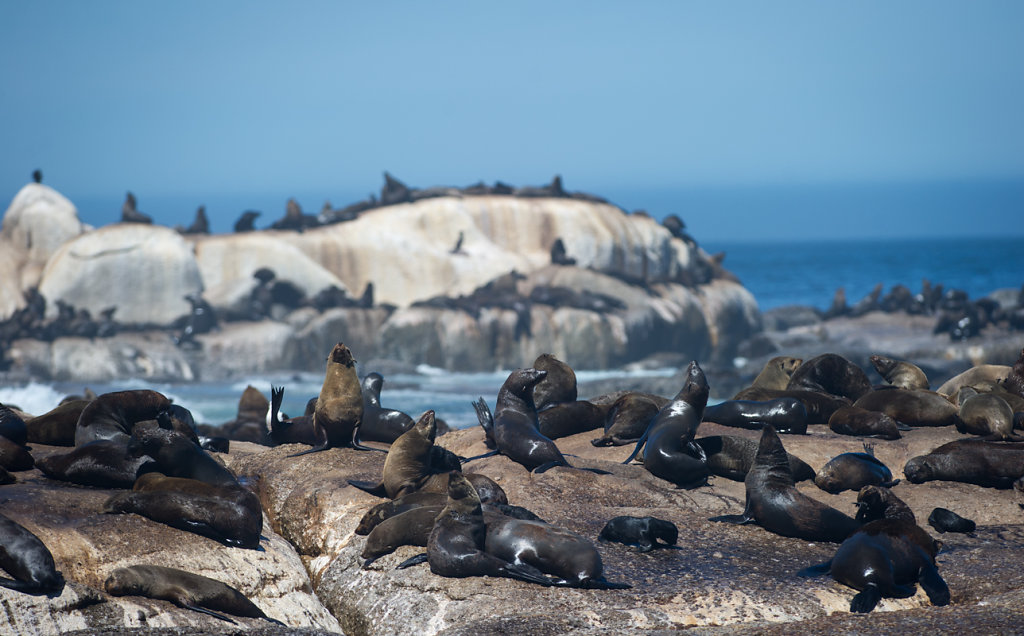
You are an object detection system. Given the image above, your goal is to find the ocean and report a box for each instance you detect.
[2,237,1021,430]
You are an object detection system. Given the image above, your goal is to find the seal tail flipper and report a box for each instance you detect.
[532,460,569,474]
[797,561,833,578]
[182,604,239,625]
[708,513,755,525]
[849,583,882,613]
[395,553,428,569]
[461,450,499,463]
[621,429,650,464]
[501,563,558,587]
[348,480,388,497]
[350,424,387,453]
[287,442,330,457]
[880,478,901,488]
[581,577,632,590]
[472,398,496,449]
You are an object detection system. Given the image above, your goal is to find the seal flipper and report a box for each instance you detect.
[182,603,239,625]
[919,562,951,606]
[580,577,631,590]
[797,561,832,577]
[621,428,650,464]
[850,582,882,613]
[395,553,428,569]
[349,423,387,453]
[461,450,499,463]
[287,442,330,457]
[472,397,496,449]
[709,513,755,525]
[348,479,388,497]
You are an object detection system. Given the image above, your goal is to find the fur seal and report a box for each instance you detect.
[0,512,65,594]
[355,491,447,535]
[799,486,948,613]
[25,399,90,446]
[622,361,710,489]
[870,355,930,391]
[1000,347,1024,398]
[750,356,803,390]
[927,508,976,534]
[729,387,850,424]
[695,435,814,482]
[0,403,28,446]
[360,372,415,443]
[74,390,172,446]
[0,465,13,485]
[127,427,238,488]
[814,445,898,494]
[590,392,665,447]
[36,440,156,488]
[295,343,373,455]
[853,388,960,428]
[216,385,269,444]
[105,565,280,625]
[701,397,808,434]
[904,439,1024,488]
[0,435,33,472]
[471,368,569,472]
[786,353,872,401]
[956,388,1018,439]
[935,364,1010,397]
[598,516,678,552]
[531,353,577,409]
[710,425,860,543]
[828,405,906,440]
[361,505,444,567]
[537,400,606,439]
[269,387,321,446]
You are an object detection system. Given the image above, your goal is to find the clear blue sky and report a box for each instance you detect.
[2,1,1022,240]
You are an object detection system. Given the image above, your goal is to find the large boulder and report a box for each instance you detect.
[37,224,202,326]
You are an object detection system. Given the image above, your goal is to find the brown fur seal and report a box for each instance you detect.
[695,435,814,482]
[355,491,447,535]
[294,343,372,455]
[105,565,281,625]
[710,425,860,543]
[360,372,415,443]
[853,388,960,427]
[870,355,930,390]
[360,505,444,567]
[828,405,906,440]
[0,512,65,594]
[750,356,803,390]
[1000,347,1024,399]
[590,392,664,447]
[814,444,899,494]
[598,516,679,552]
[531,353,577,409]
[0,403,28,446]
[74,390,172,446]
[269,387,321,446]
[956,388,1019,440]
[0,435,33,472]
[622,361,710,489]
[799,486,948,613]
[25,399,90,446]
[701,397,808,434]
[127,427,238,488]
[36,440,156,488]
[537,400,606,439]
[936,364,1010,397]
[904,439,1024,488]
[786,353,872,401]
[730,387,850,424]
[217,385,270,443]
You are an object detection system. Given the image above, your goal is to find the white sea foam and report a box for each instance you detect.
[0,382,67,416]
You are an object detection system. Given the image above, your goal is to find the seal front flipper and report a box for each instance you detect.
[349,424,387,453]
[919,560,951,606]
[797,561,832,577]
[850,582,883,613]
[395,553,428,569]
[348,479,387,497]
[621,429,650,464]
[709,513,755,525]
[472,397,496,449]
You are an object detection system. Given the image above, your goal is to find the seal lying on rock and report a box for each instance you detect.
[590,392,664,447]
[105,565,282,625]
[927,508,976,534]
[904,439,1024,488]
[74,390,171,446]
[538,400,607,439]
[24,399,90,446]
[701,397,808,434]
[786,353,872,401]
[710,425,860,543]
[729,387,850,424]
[36,439,157,488]
[598,516,678,552]
[853,387,961,428]
[799,486,948,613]
[695,435,814,482]
[0,512,65,594]
[828,405,907,440]
[956,388,1020,440]
[814,445,899,494]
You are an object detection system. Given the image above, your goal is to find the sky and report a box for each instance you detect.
[2,1,1022,241]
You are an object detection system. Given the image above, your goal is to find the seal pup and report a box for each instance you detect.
[710,425,860,543]
[749,356,803,390]
[904,439,1024,488]
[828,405,907,440]
[268,387,321,446]
[701,397,808,434]
[105,565,282,625]
[870,355,930,391]
[814,444,899,494]
[799,486,948,613]
[590,392,664,446]
[531,353,577,409]
[695,435,814,482]
[360,372,415,443]
[927,508,976,534]
[292,343,376,455]
[0,512,65,594]
[622,361,710,489]
[786,353,873,401]
[598,516,678,552]
[956,388,1019,440]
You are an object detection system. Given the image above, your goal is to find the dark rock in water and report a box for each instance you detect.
[928,507,976,534]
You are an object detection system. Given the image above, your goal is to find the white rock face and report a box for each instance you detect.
[37,224,202,325]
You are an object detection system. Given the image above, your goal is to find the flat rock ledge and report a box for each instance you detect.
[221,423,1024,635]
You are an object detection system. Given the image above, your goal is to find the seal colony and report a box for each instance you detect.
[3,344,1024,631]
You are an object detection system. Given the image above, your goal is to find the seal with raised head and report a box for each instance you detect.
[904,439,1024,488]
[0,512,65,594]
[622,361,710,489]
[853,387,960,428]
[749,356,803,390]
[360,372,415,443]
[701,397,808,434]
[695,435,814,482]
[870,355,930,391]
[956,388,1019,439]
[598,516,678,552]
[294,343,374,455]
[814,444,899,494]
[828,405,907,440]
[786,353,872,401]
[531,353,577,409]
[105,565,281,625]
[799,486,948,613]
[710,425,861,543]
[74,390,172,446]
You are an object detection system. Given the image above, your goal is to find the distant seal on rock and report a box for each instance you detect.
[0,511,65,594]
[105,565,280,625]
[233,210,260,232]
[695,435,814,482]
[701,397,808,434]
[904,439,1024,488]
[590,392,665,447]
[36,440,156,488]
[531,353,577,409]
[710,425,860,543]
[74,390,172,446]
[786,353,872,401]
[956,388,1018,440]
[814,445,898,494]
[360,372,415,443]
[853,388,960,428]
[927,508,975,534]
[598,516,678,552]
[295,343,373,455]
[622,361,710,489]
[799,486,948,613]
[750,356,803,390]
[870,355,930,391]
[828,405,906,440]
